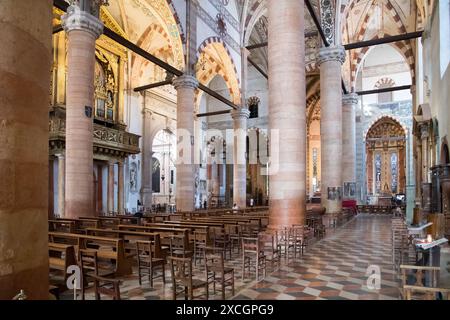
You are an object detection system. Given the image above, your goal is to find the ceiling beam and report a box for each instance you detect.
[356,84,411,96]
[133,79,173,92]
[248,57,268,79]
[53,24,63,34]
[344,31,423,51]
[246,42,268,50]
[196,110,231,117]
[198,83,238,109]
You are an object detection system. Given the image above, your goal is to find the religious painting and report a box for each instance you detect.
[327,187,342,201]
[343,182,356,198]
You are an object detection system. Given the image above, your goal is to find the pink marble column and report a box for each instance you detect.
[62,5,103,218]
[0,0,52,299]
[231,108,250,208]
[173,75,198,212]
[342,93,358,199]
[107,161,115,214]
[268,0,306,227]
[318,46,346,214]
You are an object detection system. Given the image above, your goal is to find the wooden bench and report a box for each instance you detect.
[49,220,76,233]
[48,231,132,276]
[117,225,191,250]
[53,218,100,232]
[49,243,77,280]
[79,217,120,229]
[84,228,164,259]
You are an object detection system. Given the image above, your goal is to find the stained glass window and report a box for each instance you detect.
[375,153,382,193]
[391,153,398,193]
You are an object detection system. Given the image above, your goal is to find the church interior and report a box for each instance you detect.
[1,0,450,301]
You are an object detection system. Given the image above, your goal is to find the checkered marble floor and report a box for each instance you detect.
[58,214,401,300]
[235,214,400,300]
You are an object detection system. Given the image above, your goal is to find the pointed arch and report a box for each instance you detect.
[195,37,241,106]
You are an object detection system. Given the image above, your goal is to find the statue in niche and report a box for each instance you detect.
[130,162,137,193]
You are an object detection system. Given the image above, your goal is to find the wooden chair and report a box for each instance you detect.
[79,249,115,300]
[193,231,207,266]
[92,275,121,300]
[276,227,294,261]
[242,236,266,281]
[213,228,232,260]
[168,234,193,258]
[227,224,242,254]
[168,256,208,300]
[400,265,447,300]
[259,231,280,271]
[136,240,166,287]
[204,247,235,300]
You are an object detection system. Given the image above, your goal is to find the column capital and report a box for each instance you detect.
[317,45,346,66]
[172,75,199,90]
[230,108,250,120]
[62,5,104,39]
[342,93,359,106]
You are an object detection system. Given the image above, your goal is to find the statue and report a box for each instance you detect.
[130,163,137,193]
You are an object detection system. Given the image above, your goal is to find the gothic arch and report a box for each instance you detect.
[351,40,414,91]
[195,37,241,106]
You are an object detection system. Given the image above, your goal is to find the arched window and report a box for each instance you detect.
[374,78,395,104]
[152,157,160,193]
[247,96,260,119]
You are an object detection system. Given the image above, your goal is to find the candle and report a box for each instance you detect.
[427,234,433,243]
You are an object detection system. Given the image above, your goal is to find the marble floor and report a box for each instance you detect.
[57,214,449,300]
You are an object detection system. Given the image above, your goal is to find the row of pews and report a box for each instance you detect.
[48,206,331,299]
[357,205,406,214]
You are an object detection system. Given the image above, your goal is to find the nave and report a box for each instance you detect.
[51,213,449,301]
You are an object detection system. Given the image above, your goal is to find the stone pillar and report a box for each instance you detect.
[268,0,306,227]
[318,46,346,214]
[231,108,250,208]
[107,161,115,215]
[62,5,103,218]
[141,106,153,209]
[118,161,124,214]
[57,153,65,217]
[173,75,198,212]
[0,0,52,299]
[342,93,358,199]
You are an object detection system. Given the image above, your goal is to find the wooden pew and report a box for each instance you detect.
[49,220,76,233]
[117,224,191,250]
[48,232,132,276]
[84,228,164,259]
[49,243,77,281]
[53,218,100,232]
[79,217,120,229]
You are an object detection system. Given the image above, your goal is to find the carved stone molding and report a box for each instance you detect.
[317,46,346,66]
[342,93,359,106]
[172,75,199,90]
[62,5,104,39]
[419,121,430,139]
